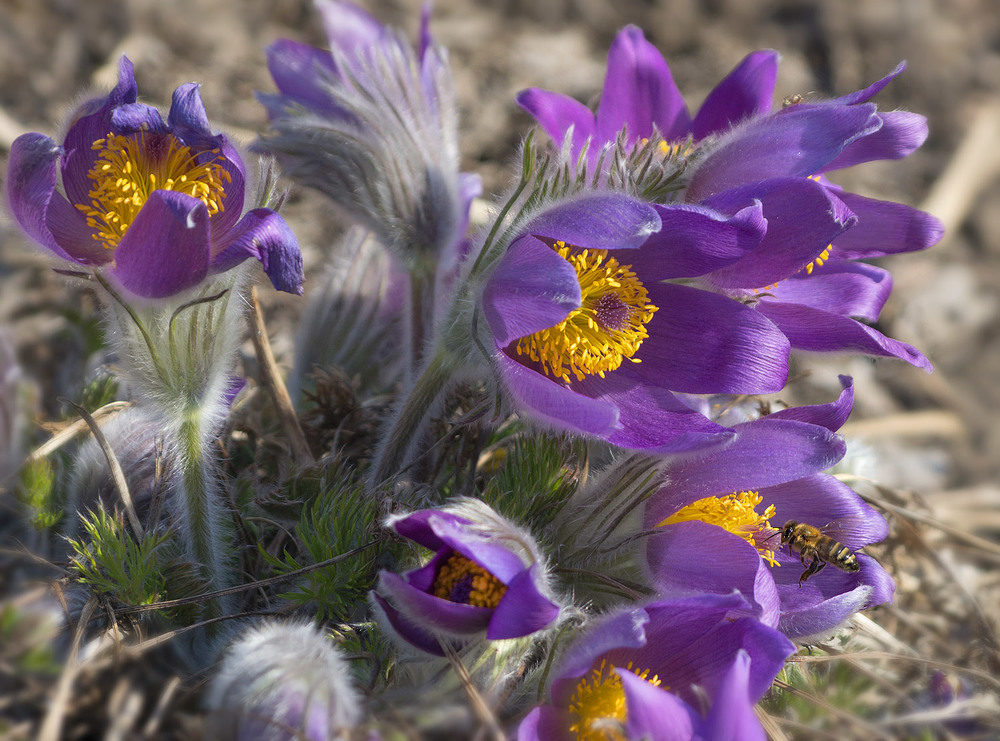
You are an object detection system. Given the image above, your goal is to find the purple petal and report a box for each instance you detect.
[388,509,463,551]
[487,566,560,639]
[636,203,766,280]
[482,236,581,347]
[6,133,104,265]
[829,61,906,105]
[777,565,894,640]
[516,87,595,158]
[264,39,340,117]
[634,597,793,704]
[755,301,932,370]
[824,111,928,170]
[595,26,691,144]
[517,707,569,741]
[522,194,661,251]
[110,190,210,299]
[110,103,169,135]
[692,50,780,139]
[645,419,847,526]
[701,652,766,741]
[572,367,734,453]
[493,352,620,437]
[210,208,304,295]
[646,522,781,628]
[370,591,444,655]
[702,178,857,289]
[315,0,386,57]
[426,514,526,584]
[376,571,493,636]
[767,374,854,432]
[552,607,649,692]
[61,56,138,207]
[631,282,789,394]
[764,261,893,322]
[619,669,697,741]
[687,103,881,202]
[828,190,944,259]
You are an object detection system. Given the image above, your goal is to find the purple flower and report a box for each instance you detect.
[259,1,479,270]
[6,57,303,300]
[517,27,942,369]
[518,593,794,741]
[480,192,793,453]
[644,377,896,639]
[372,500,561,655]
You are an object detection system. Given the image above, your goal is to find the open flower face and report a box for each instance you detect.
[373,502,561,655]
[643,378,895,639]
[517,27,942,370]
[481,193,793,453]
[6,56,303,299]
[518,594,794,741]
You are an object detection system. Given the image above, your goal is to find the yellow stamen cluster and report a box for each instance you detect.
[658,490,779,566]
[76,131,230,250]
[432,552,507,608]
[567,659,662,741]
[515,242,658,384]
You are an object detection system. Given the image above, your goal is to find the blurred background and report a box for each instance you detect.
[1,0,998,735]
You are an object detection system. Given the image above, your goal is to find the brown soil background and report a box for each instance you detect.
[1,0,999,737]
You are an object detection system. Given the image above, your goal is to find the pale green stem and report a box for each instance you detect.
[369,349,457,489]
[176,408,231,625]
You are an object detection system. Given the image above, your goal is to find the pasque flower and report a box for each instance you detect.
[6,56,302,299]
[518,593,794,741]
[373,499,561,655]
[517,27,942,369]
[259,0,479,270]
[206,621,362,741]
[479,192,792,453]
[644,377,895,640]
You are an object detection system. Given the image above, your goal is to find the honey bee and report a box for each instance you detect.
[778,520,860,585]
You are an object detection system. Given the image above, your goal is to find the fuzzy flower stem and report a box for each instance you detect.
[369,347,459,488]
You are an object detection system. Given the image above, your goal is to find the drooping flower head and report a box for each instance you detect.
[645,377,895,639]
[206,621,362,741]
[6,56,303,300]
[518,593,795,741]
[372,499,561,655]
[258,0,479,271]
[517,27,943,369]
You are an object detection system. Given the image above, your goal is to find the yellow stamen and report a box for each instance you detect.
[567,659,662,741]
[658,490,779,566]
[432,552,507,608]
[76,131,231,250]
[515,241,658,384]
[803,246,831,275]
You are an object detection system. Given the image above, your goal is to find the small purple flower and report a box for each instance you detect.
[480,192,793,453]
[517,27,942,370]
[644,377,895,639]
[372,499,561,655]
[518,593,794,741]
[5,57,303,300]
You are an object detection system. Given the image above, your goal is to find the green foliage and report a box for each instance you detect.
[0,603,60,676]
[67,505,170,608]
[262,463,383,622]
[478,431,581,539]
[77,370,119,412]
[14,456,62,530]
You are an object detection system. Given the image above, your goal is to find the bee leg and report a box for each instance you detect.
[797,558,826,586]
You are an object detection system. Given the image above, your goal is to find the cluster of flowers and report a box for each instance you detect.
[5,0,941,738]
